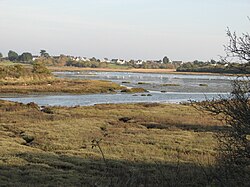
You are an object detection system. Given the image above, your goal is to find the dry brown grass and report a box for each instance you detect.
[0,79,124,94]
[0,100,225,186]
[121,87,147,93]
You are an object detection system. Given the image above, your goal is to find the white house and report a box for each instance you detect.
[135,60,144,65]
[117,59,126,65]
[101,58,110,63]
[81,57,89,62]
[111,59,126,64]
[32,56,40,61]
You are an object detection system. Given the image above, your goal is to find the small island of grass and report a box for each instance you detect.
[138,82,150,85]
[199,83,208,87]
[0,63,151,94]
[161,83,180,86]
[121,87,147,93]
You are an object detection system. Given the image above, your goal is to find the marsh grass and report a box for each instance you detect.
[0,64,145,94]
[121,81,131,84]
[120,87,147,93]
[0,100,225,186]
[0,79,124,94]
[161,83,180,86]
[138,82,150,85]
[0,64,126,94]
[199,84,208,87]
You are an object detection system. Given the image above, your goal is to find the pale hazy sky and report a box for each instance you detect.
[0,0,249,61]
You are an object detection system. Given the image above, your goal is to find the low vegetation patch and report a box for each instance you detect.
[141,93,152,96]
[0,63,52,82]
[121,81,131,84]
[138,82,150,85]
[177,62,250,74]
[199,83,208,87]
[121,87,147,93]
[0,64,125,94]
[0,79,123,94]
[161,83,180,86]
[0,100,224,186]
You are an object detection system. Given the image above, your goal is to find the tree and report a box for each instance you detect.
[195,79,250,185]
[0,52,3,58]
[163,56,170,64]
[90,57,97,62]
[56,55,70,66]
[8,50,19,61]
[18,52,33,63]
[224,28,250,63]
[210,59,217,64]
[40,50,50,58]
[194,26,250,186]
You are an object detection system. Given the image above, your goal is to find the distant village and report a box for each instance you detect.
[0,49,228,66]
[1,50,237,73]
[31,55,181,66]
[0,50,179,70]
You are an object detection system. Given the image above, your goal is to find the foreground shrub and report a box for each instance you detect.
[194,78,250,186]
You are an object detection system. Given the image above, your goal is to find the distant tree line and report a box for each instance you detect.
[7,50,33,63]
[0,50,33,63]
[3,49,249,73]
[66,60,108,68]
[0,50,51,64]
[1,52,178,69]
[177,60,250,74]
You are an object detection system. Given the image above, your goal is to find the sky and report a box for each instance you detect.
[0,0,249,61]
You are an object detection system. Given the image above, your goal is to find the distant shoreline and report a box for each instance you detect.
[48,66,239,76]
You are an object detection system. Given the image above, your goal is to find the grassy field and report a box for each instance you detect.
[0,100,225,186]
[106,64,131,69]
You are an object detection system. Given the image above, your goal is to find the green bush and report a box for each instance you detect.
[32,62,51,74]
[0,63,52,80]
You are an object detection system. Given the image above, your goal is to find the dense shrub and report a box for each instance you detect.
[194,78,250,186]
[177,63,250,74]
[32,62,51,74]
[66,60,108,68]
[0,63,51,80]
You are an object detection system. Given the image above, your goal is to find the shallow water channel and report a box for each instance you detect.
[0,71,235,106]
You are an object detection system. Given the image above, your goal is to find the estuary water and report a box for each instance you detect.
[0,71,235,106]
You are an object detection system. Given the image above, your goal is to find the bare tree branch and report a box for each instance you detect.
[224,28,250,63]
